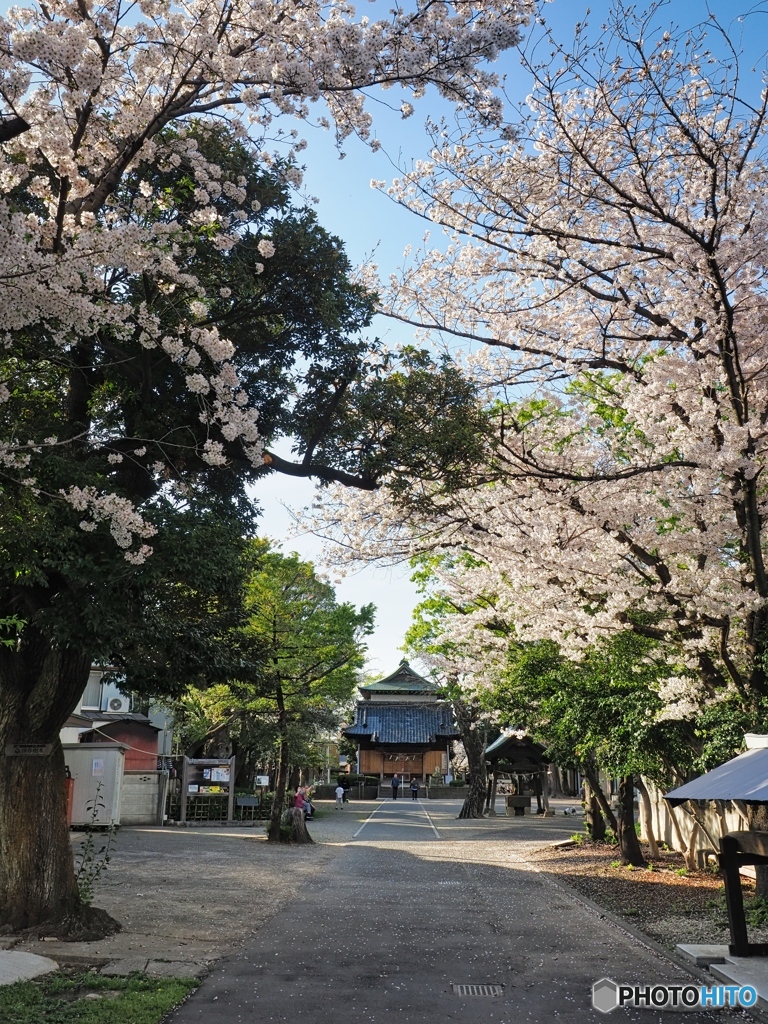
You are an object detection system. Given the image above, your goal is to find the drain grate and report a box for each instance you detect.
[451,984,504,997]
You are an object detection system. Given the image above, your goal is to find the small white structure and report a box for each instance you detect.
[63,742,125,826]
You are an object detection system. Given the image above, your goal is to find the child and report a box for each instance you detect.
[335,783,345,809]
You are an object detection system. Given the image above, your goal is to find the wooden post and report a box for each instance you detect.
[542,770,553,816]
[488,771,498,816]
[720,835,749,956]
[484,774,493,813]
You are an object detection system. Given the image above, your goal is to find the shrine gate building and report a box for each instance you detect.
[344,661,460,783]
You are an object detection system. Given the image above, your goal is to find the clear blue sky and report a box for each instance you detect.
[258,0,766,673]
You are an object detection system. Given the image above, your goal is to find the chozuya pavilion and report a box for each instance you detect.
[343,661,460,784]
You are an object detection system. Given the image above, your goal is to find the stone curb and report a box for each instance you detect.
[100,958,208,979]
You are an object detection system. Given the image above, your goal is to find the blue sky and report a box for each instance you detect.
[257,0,767,673]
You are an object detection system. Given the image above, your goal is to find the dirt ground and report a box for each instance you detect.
[534,835,768,949]
[13,804,368,970]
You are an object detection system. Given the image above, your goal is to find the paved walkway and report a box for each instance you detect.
[167,800,742,1024]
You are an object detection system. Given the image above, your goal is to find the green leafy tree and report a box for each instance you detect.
[230,543,374,843]
[403,553,507,820]
[492,633,707,865]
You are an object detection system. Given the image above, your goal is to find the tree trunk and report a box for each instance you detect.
[617,775,645,867]
[483,774,493,813]
[283,807,313,844]
[267,707,289,844]
[634,776,659,858]
[0,634,119,937]
[583,780,606,841]
[581,762,619,836]
[453,699,486,819]
[668,804,699,870]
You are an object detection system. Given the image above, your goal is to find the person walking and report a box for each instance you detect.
[410,778,419,801]
[391,773,400,800]
[335,783,345,810]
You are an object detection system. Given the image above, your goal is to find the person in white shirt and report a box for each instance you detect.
[335,784,345,809]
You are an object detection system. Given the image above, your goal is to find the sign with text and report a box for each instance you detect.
[4,742,53,756]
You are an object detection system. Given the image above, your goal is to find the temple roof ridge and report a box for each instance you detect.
[359,659,438,694]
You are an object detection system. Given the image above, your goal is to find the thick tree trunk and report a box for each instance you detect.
[583,780,606,841]
[267,714,289,844]
[454,699,487,819]
[581,762,619,836]
[616,776,645,867]
[0,634,119,937]
[283,807,313,844]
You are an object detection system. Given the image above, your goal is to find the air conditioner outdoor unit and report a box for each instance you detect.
[105,695,130,714]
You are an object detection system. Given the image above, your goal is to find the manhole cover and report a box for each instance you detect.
[451,984,504,997]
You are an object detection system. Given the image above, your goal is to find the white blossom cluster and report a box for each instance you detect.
[62,485,158,562]
[0,0,531,555]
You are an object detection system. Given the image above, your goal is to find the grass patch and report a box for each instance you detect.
[0,969,198,1024]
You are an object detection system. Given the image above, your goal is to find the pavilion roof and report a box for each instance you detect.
[665,747,768,805]
[485,732,549,771]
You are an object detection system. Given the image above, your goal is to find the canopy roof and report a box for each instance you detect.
[485,732,549,773]
[665,747,768,805]
[359,659,437,695]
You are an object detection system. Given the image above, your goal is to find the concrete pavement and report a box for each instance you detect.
[167,800,742,1024]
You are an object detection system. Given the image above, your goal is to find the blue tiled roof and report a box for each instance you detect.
[344,703,459,744]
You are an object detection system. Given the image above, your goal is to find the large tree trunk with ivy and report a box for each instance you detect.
[454,698,486,819]
[0,633,119,937]
[617,776,645,867]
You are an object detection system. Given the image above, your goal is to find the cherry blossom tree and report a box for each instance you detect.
[307,4,768,874]
[0,0,535,936]
[337,1,768,718]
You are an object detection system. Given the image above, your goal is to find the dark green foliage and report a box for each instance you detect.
[489,634,704,786]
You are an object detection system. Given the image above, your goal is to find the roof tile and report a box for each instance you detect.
[344,703,459,744]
